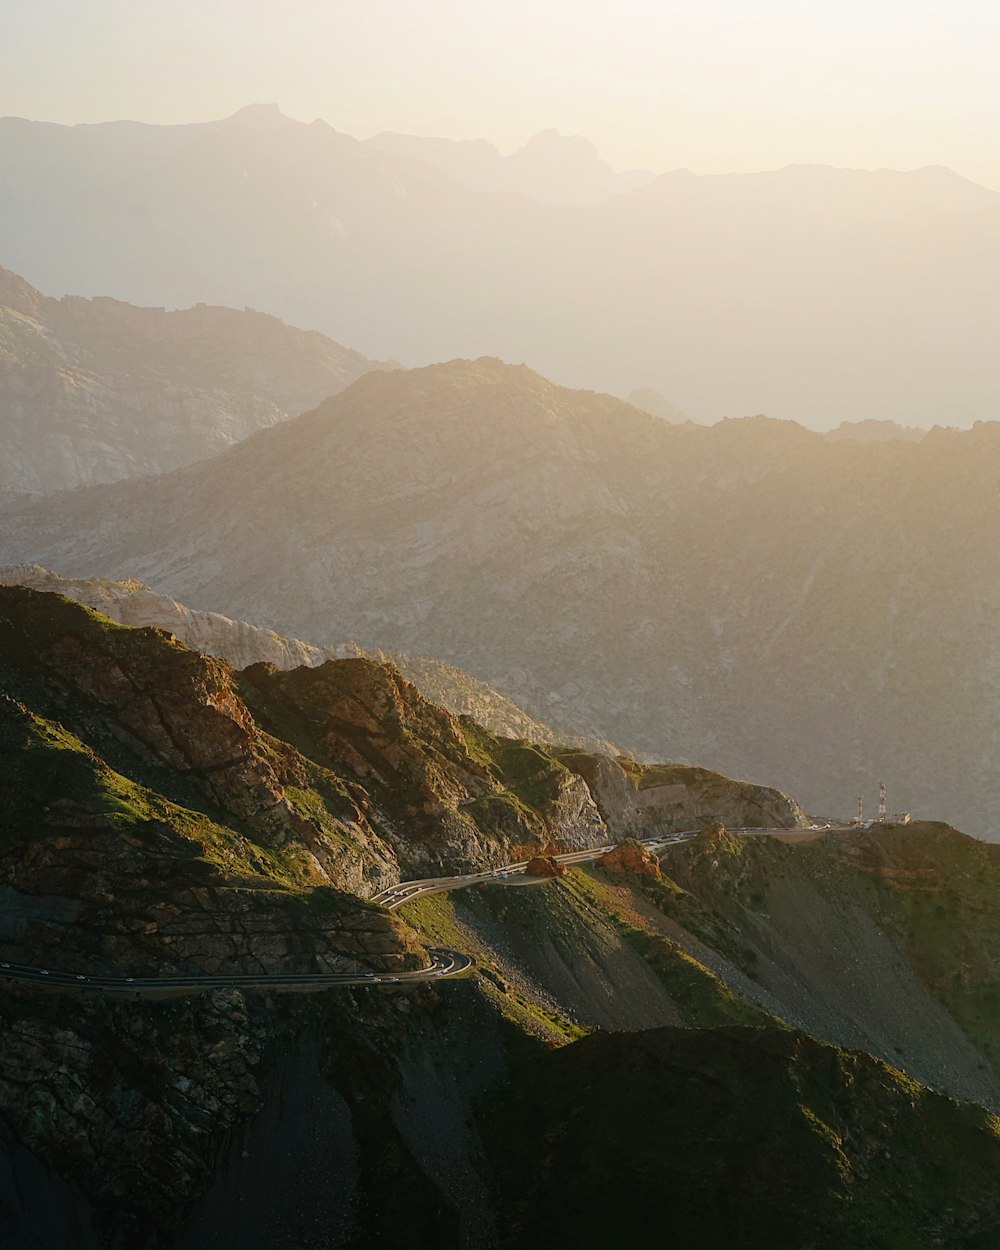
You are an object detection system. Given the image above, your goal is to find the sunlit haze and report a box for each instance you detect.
[3,0,1000,187]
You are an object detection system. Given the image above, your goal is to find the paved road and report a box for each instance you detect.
[371,825,849,911]
[0,945,471,997]
[2,823,852,996]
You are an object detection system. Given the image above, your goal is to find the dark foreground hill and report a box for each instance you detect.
[490,1026,1000,1250]
[4,590,1000,1246]
[5,358,1000,836]
[0,265,389,489]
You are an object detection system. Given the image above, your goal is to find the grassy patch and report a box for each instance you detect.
[399,888,582,1045]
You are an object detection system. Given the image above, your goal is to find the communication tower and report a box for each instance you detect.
[878,779,887,824]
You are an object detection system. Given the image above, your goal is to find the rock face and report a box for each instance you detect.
[523,856,566,878]
[554,752,806,836]
[0,564,614,751]
[236,658,610,876]
[0,266,391,489]
[598,838,660,877]
[6,358,998,833]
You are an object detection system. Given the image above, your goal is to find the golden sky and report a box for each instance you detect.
[3,0,999,186]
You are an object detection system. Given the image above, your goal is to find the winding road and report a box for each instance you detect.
[0,825,849,996]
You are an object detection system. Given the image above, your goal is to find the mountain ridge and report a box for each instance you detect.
[4,359,999,833]
[3,107,1000,425]
[0,265,393,489]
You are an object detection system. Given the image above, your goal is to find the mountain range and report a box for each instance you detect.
[2,105,1000,426]
[0,265,389,489]
[4,357,999,836]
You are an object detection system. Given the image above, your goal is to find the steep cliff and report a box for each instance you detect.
[0,565,607,750]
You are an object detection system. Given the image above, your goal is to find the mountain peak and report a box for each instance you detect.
[514,128,603,165]
[0,265,45,316]
[220,103,292,132]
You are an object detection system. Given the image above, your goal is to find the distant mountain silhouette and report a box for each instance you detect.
[824,419,925,444]
[364,127,654,205]
[0,265,389,489]
[626,387,694,423]
[2,106,999,426]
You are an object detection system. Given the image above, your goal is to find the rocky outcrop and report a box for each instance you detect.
[0,565,612,750]
[598,838,660,878]
[554,750,805,836]
[0,587,615,902]
[523,856,565,879]
[238,658,610,876]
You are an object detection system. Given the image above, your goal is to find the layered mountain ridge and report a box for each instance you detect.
[5,359,998,835]
[2,106,1000,424]
[0,266,390,489]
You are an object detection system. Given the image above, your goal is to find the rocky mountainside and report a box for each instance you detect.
[6,588,1000,1246]
[1,586,793,894]
[5,359,999,835]
[2,105,999,426]
[0,564,615,751]
[399,818,1000,1110]
[0,266,389,489]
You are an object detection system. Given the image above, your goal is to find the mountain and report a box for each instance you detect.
[10,590,1000,1246]
[7,593,1000,1245]
[491,1026,1000,1250]
[0,586,631,899]
[3,358,999,835]
[0,266,389,489]
[825,418,926,443]
[3,106,1000,425]
[363,127,654,206]
[0,564,616,751]
[625,385,694,423]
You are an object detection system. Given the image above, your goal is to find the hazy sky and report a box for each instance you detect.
[3,0,1000,186]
